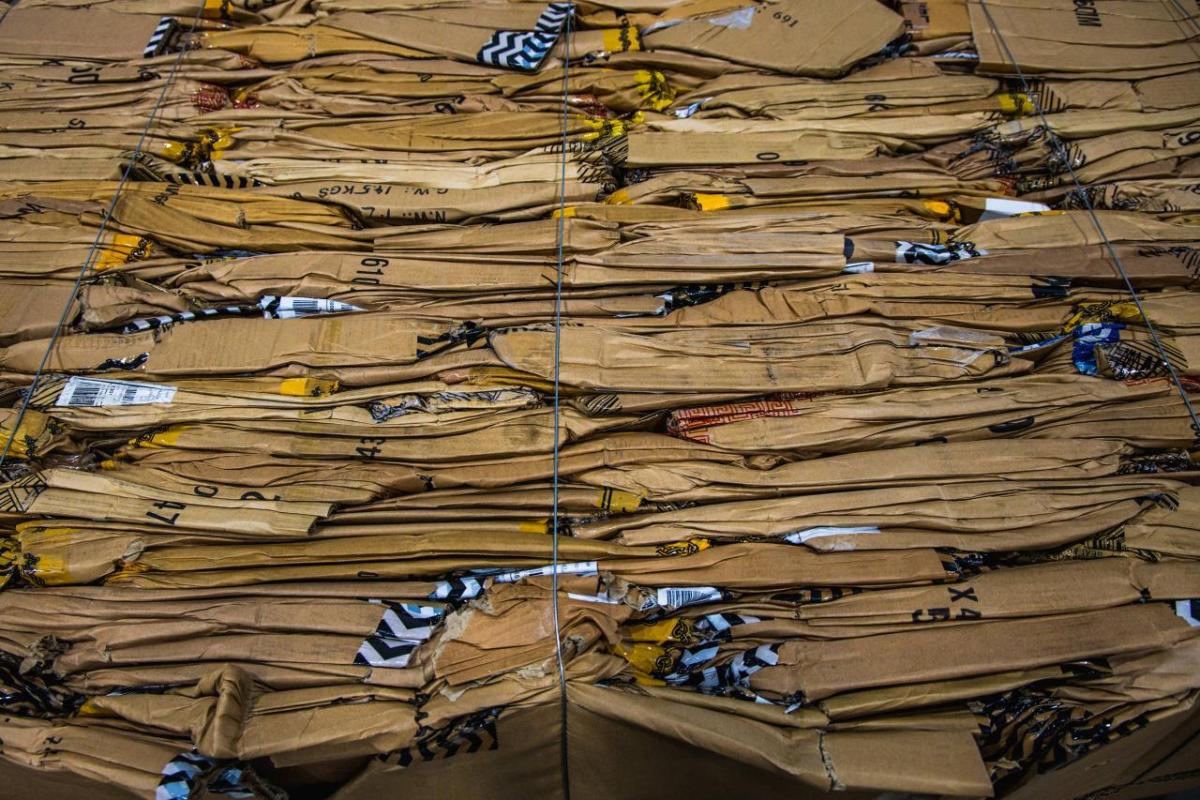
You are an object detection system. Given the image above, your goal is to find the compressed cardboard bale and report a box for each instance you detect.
[0,0,1198,798]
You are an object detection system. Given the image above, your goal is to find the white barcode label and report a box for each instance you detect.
[567,592,622,605]
[783,526,881,544]
[654,586,722,610]
[1176,599,1200,627]
[843,261,875,273]
[262,296,362,319]
[56,377,176,407]
[979,197,1051,221]
[493,561,598,584]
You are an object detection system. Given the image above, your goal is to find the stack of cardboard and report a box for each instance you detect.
[0,0,1198,798]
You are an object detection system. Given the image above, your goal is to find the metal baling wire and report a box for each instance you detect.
[1162,0,1200,39]
[0,2,212,470]
[550,7,576,800]
[975,0,1200,437]
[1161,0,1200,73]
[1160,0,1200,113]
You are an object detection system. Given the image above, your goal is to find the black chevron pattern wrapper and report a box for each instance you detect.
[428,576,484,602]
[378,709,502,768]
[116,296,361,334]
[476,2,574,72]
[3,0,1200,796]
[156,751,271,800]
[354,601,445,668]
[142,17,176,59]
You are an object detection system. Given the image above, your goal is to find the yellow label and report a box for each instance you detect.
[15,524,78,540]
[200,126,238,161]
[105,561,149,583]
[279,377,339,397]
[76,699,116,718]
[157,140,189,163]
[95,234,153,271]
[2,409,52,459]
[921,200,956,221]
[153,427,184,446]
[24,553,71,585]
[693,193,731,212]
[0,542,16,571]
[997,93,1035,115]
[627,618,679,643]
[94,244,124,271]
[518,520,549,535]
[634,69,676,111]
[1064,301,1144,332]
[203,127,237,151]
[596,487,642,513]
[605,188,631,206]
[627,617,698,644]
[133,427,184,448]
[3,424,31,459]
[612,642,676,676]
[655,538,711,558]
[551,206,577,219]
[582,117,635,141]
[602,28,635,53]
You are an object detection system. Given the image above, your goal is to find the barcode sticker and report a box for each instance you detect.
[655,586,722,610]
[493,561,598,584]
[55,377,177,407]
[567,592,622,605]
[784,526,880,544]
[843,261,874,273]
[262,296,363,319]
[979,197,1051,221]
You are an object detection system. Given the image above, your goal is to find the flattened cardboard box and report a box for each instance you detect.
[11,674,1186,799]
[0,7,166,61]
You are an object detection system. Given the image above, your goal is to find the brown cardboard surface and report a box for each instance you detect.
[0,7,164,61]
[9,694,1194,799]
[642,0,905,76]
[2,1,1200,797]
[1004,697,1200,800]
[0,756,141,800]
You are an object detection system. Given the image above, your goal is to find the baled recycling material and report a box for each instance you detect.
[0,0,1198,798]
